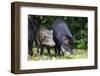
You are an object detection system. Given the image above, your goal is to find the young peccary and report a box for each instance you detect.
[37,27,55,56]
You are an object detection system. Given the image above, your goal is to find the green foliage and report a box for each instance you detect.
[64,17,88,49]
[28,15,88,49]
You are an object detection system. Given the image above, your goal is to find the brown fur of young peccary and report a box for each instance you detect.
[37,27,55,56]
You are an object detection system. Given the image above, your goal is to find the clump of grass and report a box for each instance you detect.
[28,48,88,61]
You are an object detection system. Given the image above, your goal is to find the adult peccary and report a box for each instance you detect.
[52,18,74,56]
[37,27,55,56]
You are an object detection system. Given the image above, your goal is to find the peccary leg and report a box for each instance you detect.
[54,46,57,56]
[46,46,51,56]
[28,40,33,56]
[40,45,44,56]
[56,45,61,56]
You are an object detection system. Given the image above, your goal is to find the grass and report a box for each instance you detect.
[28,48,88,61]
